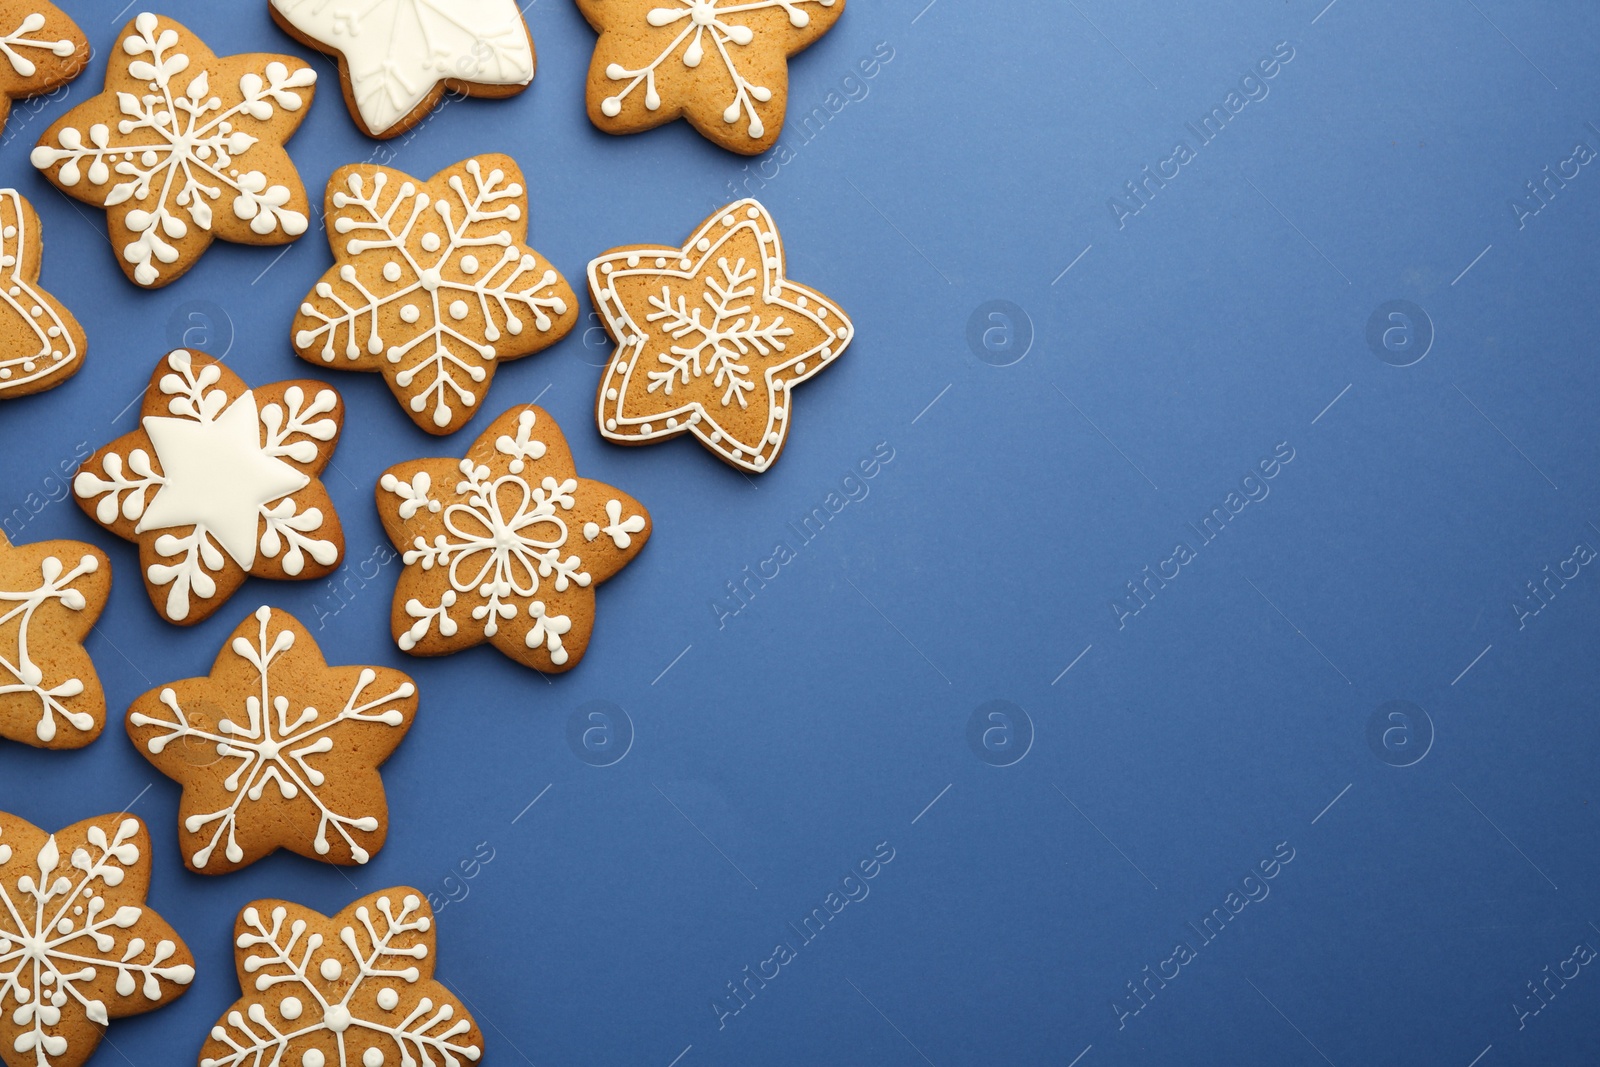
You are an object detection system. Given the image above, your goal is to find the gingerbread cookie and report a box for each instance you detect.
[30,12,317,288]
[0,189,86,399]
[577,0,845,154]
[200,888,481,1067]
[74,349,346,626]
[293,154,577,435]
[270,0,536,139]
[128,606,417,874]
[0,532,109,749]
[377,405,650,672]
[589,198,852,472]
[0,1,88,133]
[0,812,195,1067]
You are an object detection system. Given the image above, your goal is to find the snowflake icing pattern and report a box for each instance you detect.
[128,606,417,873]
[201,889,480,1067]
[294,155,576,434]
[0,2,88,132]
[0,535,107,748]
[30,12,315,287]
[0,813,194,1067]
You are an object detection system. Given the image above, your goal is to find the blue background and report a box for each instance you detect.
[3,0,1599,1064]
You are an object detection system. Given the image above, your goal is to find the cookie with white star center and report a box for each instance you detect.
[73,349,346,626]
[589,198,853,472]
[128,605,417,874]
[376,405,651,672]
[0,1,88,135]
[576,0,845,155]
[269,0,537,139]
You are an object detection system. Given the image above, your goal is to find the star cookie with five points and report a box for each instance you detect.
[293,154,578,435]
[270,0,537,139]
[589,198,853,473]
[73,349,346,626]
[377,405,651,672]
[0,531,110,750]
[576,0,845,154]
[31,12,317,288]
[0,0,88,135]
[128,605,418,875]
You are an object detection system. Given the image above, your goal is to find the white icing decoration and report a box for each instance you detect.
[584,499,647,549]
[0,11,76,77]
[129,607,412,869]
[73,350,341,621]
[0,548,99,743]
[588,198,852,474]
[600,0,836,139]
[0,815,195,1062]
[0,188,80,395]
[202,893,480,1067]
[270,0,534,136]
[29,13,315,286]
[295,159,569,431]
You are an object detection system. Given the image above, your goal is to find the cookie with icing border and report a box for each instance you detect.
[576,0,845,155]
[30,12,317,288]
[377,404,650,672]
[0,812,195,1067]
[293,153,578,435]
[199,888,482,1067]
[270,0,536,139]
[73,349,346,626]
[0,188,85,399]
[128,605,417,874]
[0,1,88,133]
[0,530,109,749]
[589,198,852,473]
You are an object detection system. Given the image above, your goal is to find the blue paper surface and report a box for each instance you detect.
[3,0,1600,1063]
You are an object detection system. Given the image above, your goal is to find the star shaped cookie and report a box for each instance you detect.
[30,12,317,288]
[0,531,109,749]
[128,605,418,874]
[0,188,85,400]
[73,349,346,626]
[376,405,650,672]
[576,0,846,154]
[0,812,194,1067]
[0,0,88,134]
[199,888,481,1067]
[293,154,578,435]
[589,198,852,472]
[270,0,536,138]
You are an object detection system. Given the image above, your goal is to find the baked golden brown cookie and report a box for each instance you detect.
[73,349,346,626]
[0,1,87,133]
[30,13,317,288]
[589,198,852,472]
[0,188,85,400]
[199,888,482,1067]
[0,531,109,749]
[293,154,577,435]
[377,405,650,672]
[269,0,536,139]
[128,605,418,874]
[0,812,194,1067]
[576,0,845,154]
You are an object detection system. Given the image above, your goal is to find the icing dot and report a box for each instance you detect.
[377,987,400,1011]
[655,257,667,269]
[382,262,402,282]
[837,326,849,338]
[641,423,653,434]
[320,958,342,981]
[747,207,760,219]
[29,306,41,318]
[449,300,469,320]
[363,1050,384,1067]
[796,295,808,308]
[584,522,600,541]
[723,214,735,226]
[679,258,692,269]
[605,388,618,400]
[817,307,829,319]
[755,455,768,468]
[696,238,711,252]
[606,418,617,431]
[796,362,807,374]
[302,1053,325,1067]
[667,417,678,428]
[460,255,479,274]
[601,262,614,274]
[400,304,421,323]
[732,449,744,461]
[774,408,786,420]
[710,430,722,443]
[767,432,780,444]
[421,233,441,253]
[280,996,303,1020]
[627,254,640,267]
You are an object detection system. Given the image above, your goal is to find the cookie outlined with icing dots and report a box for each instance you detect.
[199,888,482,1067]
[270,0,537,139]
[376,405,651,672]
[575,0,846,155]
[127,605,418,875]
[0,531,109,749]
[0,188,86,400]
[293,154,578,435]
[30,12,316,288]
[589,198,853,473]
[73,349,346,626]
[0,1,88,134]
